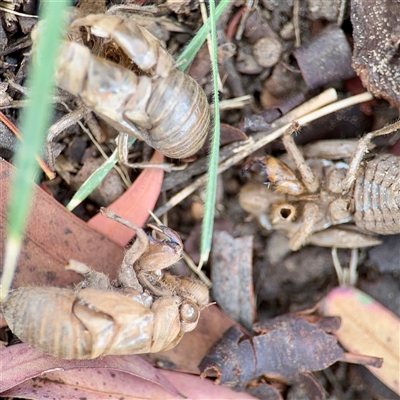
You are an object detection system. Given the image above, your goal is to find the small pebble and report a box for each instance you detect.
[253,37,283,68]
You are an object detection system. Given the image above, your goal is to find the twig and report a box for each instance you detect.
[235,0,257,41]
[163,88,339,191]
[182,251,212,288]
[219,95,253,110]
[107,4,159,15]
[337,0,347,26]
[46,104,91,170]
[0,6,38,18]
[293,0,301,47]
[0,110,55,179]
[0,37,32,57]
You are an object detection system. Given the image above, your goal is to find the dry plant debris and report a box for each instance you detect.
[351,0,400,108]
[199,310,382,398]
[211,230,255,330]
[1,342,255,399]
[0,158,123,289]
[293,24,355,89]
[1,0,400,399]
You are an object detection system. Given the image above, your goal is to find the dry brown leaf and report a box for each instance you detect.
[200,123,248,153]
[199,313,344,392]
[200,309,383,397]
[0,158,123,290]
[211,231,255,330]
[293,25,354,89]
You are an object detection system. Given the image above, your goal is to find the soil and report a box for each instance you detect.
[0,1,399,399]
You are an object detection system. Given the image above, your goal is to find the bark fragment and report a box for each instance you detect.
[351,0,400,108]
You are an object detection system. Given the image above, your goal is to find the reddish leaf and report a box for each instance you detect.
[87,151,164,246]
[0,158,123,290]
[0,343,179,396]
[0,344,256,399]
[160,370,257,399]
[320,286,400,395]
[3,370,175,400]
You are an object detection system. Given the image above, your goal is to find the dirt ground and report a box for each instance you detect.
[0,1,399,399]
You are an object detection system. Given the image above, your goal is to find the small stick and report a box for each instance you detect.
[235,0,256,41]
[0,110,55,179]
[219,95,253,110]
[46,105,91,170]
[331,248,359,285]
[340,352,383,368]
[293,0,301,47]
[331,248,344,284]
[0,6,38,18]
[100,207,141,232]
[337,0,347,26]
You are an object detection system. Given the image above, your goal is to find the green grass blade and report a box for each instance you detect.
[66,138,136,211]
[0,1,71,299]
[66,149,119,211]
[177,0,230,72]
[198,0,221,268]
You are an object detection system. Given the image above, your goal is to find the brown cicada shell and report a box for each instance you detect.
[2,210,209,359]
[241,121,400,251]
[50,13,210,162]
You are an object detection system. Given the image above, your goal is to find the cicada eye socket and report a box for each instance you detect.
[272,203,297,224]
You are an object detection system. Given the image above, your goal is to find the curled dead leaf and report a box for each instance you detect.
[199,311,382,397]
